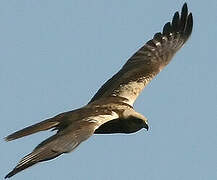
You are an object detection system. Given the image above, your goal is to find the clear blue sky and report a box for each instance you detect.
[1,0,216,179]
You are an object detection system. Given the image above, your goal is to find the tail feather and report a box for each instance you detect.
[5,118,60,141]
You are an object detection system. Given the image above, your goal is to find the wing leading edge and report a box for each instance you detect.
[90,3,193,106]
[5,3,193,179]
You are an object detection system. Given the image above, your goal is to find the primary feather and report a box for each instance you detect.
[90,3,192,106]
[5,3,193,178]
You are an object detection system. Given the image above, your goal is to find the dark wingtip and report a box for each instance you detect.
[182,3,188,14]
[186,13,193,36]
[163,22,172,35]
[4,135,12,142]
[5,170,15,179]
[163,3,193,40]
[181,3,188,20]
[5,167,22,178]
[4,137,8,142]
[172,12,180,31]
[4,133,19,141]
[180,3,188,31]
[5,157,36,178]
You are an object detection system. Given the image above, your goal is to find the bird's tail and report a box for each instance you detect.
[5,116,62,141]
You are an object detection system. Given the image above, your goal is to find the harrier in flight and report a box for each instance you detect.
[5,3,193,178]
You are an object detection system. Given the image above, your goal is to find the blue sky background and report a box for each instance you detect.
[1,0,216,179]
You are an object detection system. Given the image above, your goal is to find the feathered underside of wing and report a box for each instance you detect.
[89,3,193,106]
[5,121,96,178]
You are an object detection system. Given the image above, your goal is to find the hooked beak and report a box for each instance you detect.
[144,122,149,131]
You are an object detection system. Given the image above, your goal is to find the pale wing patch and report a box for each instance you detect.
[86,111,119,127]
[112,76,153,106]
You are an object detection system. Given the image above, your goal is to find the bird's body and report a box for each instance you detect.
[5,3,193,178]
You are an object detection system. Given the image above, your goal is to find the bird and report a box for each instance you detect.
[5,3,193,178]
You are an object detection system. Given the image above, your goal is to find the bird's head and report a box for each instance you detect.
[128,116,149,131]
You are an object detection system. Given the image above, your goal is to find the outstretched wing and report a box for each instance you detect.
[5,121,96,178]
[89,3,193,106]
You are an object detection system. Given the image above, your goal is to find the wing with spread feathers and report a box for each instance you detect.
[5,121,96,178]
[90,3,193,106]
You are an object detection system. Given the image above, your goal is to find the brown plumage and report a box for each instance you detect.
[5,3,193,178]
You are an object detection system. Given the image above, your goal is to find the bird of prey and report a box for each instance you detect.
[5,3,193,178]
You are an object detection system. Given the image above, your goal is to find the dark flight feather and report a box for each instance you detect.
[90,3,193,105]
[5,122,96,178]
[5,3,193,178]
